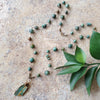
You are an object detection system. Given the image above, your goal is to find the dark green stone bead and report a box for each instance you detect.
[62,1,66,5]
[48,20,51,24]
[44,70,50,75]
[59,22,63,26]
[47,57,51,60]
[53,47,58,51]
[75,26,79,31]
[29,58,35,63]
[42,24,47,29]
[68,44,73,48]
[60,15,65,20]
[29,29,34,34]
[87,23,92,26]
[70,31,74,35]
[37,74,41,77]
[46,55,49,58]
[81,24,84,28]
[57,3,61,8]
[73,40,77,43]
[46,50,50,53]
[31,44,35,49]
[65,4,69,8]
[28,67,32,71]
[65,10,68,14]
[52,14,56,19]
[86,35,90,39]
[80,35,84,40]
[48,64,52,68]
[34,26,39,30]
[34,51,37,55]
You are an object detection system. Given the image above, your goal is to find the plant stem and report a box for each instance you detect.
[85,63,100,66]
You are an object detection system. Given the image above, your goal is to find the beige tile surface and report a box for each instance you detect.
[0,0,100,100]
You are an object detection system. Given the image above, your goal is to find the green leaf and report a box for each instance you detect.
[90,31,100,59]
[57,65,82,75]
[63,51,76,62]
[55,61,82,69]
[70,67,87,91]
[96,68,100,87]
[75,46,86,64]
[85,66,98,95]
[14,83,29,96]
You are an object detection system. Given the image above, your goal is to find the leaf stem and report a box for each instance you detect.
[85,63,100,66]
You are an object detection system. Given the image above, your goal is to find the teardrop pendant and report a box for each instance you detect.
[14,83,30,96]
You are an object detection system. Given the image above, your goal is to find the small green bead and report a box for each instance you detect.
[31,44,35,49]
[48,20,51,24]
[86,35,90,39]
[34,26,39,30]
[34,51,37,55]
[46,55,49,58]
[81,24,84,28]
[29,29,34,34]
[48,64,52,68]
[65,10,68,14]
[73,40,77,43]
[28,67,32,71]
[42,24,47,29]
[37,74,41,77]
[53,47,58,51]
[44,70,50,75]
[52,14,56,19]
[59,22,63,26]
[46,50,50,53]
[80,35,84,40]
[65,4,69,8]
[60,15,65,20]
[68,44,73,48]
[47,57,51,60]
[57,3,61,8]
[62,1,66,5]
[70,31,74,35]
[29,58,35,63]
[75,26,79,31]
[87,23,92,26]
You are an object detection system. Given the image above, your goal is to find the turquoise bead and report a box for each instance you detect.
[29,29,34,34]
[73,40,77,43]
[34,51,37,55]
[29,58,35,63]
[62,1,66,5]
[75,26,79,31]
[80,35,84,40]
[53,47,58,51]
[46,55,49,58]
[60,15,65,20]
[34,26,39,30]
[48,20,51,24]
[65,10,68,14]
[28,67,32,71]
[87,23,92,26]
[47,57,51,60]
[48,64,52,67]
[65,4,69,8]
[57,3,61,8]
[86,35,90,39]
[37,74,41,77]
[42,24,47,29]
[70,31,74,35]
[46,50,50,53]
[81,24,84,27]
[44,70,50,75]
[68,44,73,48]
[59,22,63,26]
[52,14,56,19]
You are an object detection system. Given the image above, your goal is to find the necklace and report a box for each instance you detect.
[14,1,96,96]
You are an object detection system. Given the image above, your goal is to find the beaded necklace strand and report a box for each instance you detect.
[14,1,96,96]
